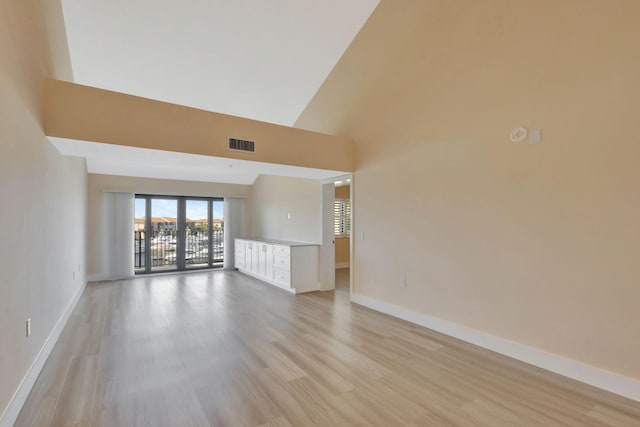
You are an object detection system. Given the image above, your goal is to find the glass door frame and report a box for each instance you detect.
[184,197,213,271]
[135,194,224,274]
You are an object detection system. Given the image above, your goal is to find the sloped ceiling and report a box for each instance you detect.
[57,1,377,183]
[61,0,380,127]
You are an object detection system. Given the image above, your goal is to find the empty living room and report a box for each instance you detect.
[1,0,640,426]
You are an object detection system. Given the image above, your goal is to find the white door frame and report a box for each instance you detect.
[319,182,335,290]
[349,176,354,296]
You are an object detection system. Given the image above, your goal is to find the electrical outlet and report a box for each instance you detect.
[401,277,407,288]
[73,271,76,280]
[26,318,31,337]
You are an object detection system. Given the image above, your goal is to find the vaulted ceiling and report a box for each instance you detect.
[60,0,380,126]
[56,1,377,183]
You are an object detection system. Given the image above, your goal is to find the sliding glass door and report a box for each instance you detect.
[134,195,224,274]
[185,199,210,269]
[150,198,178,272]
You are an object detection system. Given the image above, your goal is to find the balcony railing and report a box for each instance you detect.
[134,228,224,271]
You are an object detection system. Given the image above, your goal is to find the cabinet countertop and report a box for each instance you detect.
[236,237,320,247]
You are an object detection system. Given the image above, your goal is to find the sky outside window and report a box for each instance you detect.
[135,198,224,219]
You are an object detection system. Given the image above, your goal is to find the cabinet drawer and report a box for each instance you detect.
[273,254,290,271]
[273,245,290,256]
[272,268,290,287]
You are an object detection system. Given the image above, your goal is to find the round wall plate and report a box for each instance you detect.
[510,127,528,143]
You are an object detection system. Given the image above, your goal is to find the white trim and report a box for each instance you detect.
[350,293,640,402]
[349,177,353,296]
[335,262,350,269]
[87,273,134,282]
[321,173,352,185]
[320,183,336,291]
[87,273,106,282]
[0,281,87,427]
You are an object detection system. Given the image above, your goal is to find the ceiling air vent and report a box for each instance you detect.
[228,137,256,153]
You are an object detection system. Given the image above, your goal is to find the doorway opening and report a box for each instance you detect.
[332,177,352,296]
[134,195,224,274]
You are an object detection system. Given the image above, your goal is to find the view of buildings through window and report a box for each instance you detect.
[134,196,224,273]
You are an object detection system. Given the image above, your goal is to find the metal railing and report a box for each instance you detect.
[184,230,224,267]
[134,230,145,271]
[134,228,224,271]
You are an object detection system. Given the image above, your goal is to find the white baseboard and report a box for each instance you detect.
[335,262,350,269]
[87,273,109,282]
[350,293,640,402]
[87,273,133,282]
[0,281,87,427]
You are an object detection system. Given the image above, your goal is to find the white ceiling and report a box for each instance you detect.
[49,137,348,185]
[61,0,379,126]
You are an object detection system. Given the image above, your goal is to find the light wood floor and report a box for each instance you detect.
[15,269,640,426]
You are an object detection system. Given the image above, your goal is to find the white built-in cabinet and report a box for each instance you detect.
[234,238,319,293]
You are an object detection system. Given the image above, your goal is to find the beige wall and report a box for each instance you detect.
[251,175,322,244]
[335,185,351,266]
[0,0,87,420]
[44,80,355,172]
[296,0,640,380]
[335,238,350,267]
[87,174,251,278]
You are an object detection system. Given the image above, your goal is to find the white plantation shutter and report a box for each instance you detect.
[334,199,351,237]
[334,200,343,235]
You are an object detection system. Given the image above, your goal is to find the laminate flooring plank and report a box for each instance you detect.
[12,332,76,427]
[257,416,293,427]
[49,355,99,427]
[251,369,319,426]
[13,270,640,427]
[271,340,354,394]
[255,342,308,383]
[195,369,269,427]
[587,405,640,427]
[160,385,211,427]
[281,376,354,426]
